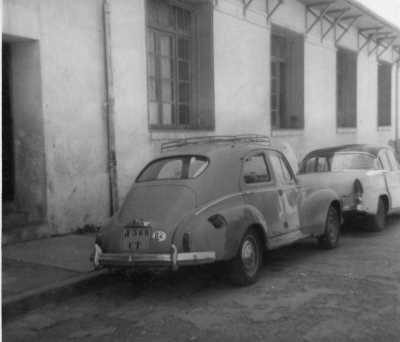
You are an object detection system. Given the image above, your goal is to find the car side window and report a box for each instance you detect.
[304,157,317,173]
[386,150,399,171]
[316,157,329,172]
[243,153,271,184]
[269,152,294,184]
[379,152,392,171]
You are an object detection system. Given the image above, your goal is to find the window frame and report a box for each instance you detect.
[146,0,194,129]
[377,61,392,128]
[241,152,273,185]
[135,154,209,183]
[267,150,296,185]
[336,47,358,129]
[270,25,305,131]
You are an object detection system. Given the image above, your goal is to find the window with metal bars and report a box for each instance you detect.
[271,26,304,130]
[146,0,193,128]
[337,48,357,128]
[378,61,392,127]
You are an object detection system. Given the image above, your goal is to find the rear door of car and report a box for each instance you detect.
[380,149,400,209]
[267,150,301,232]
[240,150,286,237]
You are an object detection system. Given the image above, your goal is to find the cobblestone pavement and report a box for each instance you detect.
[4,215,400,342]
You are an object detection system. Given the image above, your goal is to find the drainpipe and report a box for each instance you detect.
[396,60,400,156]
[103,0,119,215]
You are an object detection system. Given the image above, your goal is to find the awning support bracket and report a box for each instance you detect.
[358,28,383,53]
[306,1,335,34]
[377,37,397,58]
[321,8,350,41]
[335,15,361,44]
[242,0,255,16]
[266,0,284,22]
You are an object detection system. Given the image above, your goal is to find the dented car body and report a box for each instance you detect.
[298,144,400,231]
[93,136,341,285]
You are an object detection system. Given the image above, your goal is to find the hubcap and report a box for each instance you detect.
[241,237,258,277]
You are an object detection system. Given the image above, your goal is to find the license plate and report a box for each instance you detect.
[121,228,151,251]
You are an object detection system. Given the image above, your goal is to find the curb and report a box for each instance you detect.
[3,269,109,322]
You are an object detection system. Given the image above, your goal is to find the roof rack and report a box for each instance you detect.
[161,135,271,152]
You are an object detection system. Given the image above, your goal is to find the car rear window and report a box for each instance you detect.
[136,156,209,182]
[331,153,380,171]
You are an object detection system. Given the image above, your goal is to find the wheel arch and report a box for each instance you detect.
[379,194,390,212]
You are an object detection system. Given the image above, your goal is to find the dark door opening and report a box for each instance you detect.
[2,42,15,202]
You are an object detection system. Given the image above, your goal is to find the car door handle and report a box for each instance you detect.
[278,189,283,196]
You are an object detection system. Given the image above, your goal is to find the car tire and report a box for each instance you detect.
[229,229,263,286]
[318,205,340,249]
[366,198,387,232]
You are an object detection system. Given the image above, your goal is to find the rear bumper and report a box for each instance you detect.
[92,244,216,270]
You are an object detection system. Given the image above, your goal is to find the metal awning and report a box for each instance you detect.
[298,0,400,61]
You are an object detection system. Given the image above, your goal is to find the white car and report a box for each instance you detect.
[298,144,400,231]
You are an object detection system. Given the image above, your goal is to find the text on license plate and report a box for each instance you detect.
[122,228,151,251]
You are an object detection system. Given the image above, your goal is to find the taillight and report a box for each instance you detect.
[353,179,363,204]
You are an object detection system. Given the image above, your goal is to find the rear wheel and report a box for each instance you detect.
[318,205,340,249]
[229,229,262,286]
[366,198,387,232]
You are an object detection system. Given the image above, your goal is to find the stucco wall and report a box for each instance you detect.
[4,0,110,234]
[2,0,400,237]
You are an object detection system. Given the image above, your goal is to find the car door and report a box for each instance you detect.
[240,151,286,237]
[381,149,400,209]
[267,150,301,232]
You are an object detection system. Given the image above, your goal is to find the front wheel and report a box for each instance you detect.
[318,205,340,249]
[229,229,263,286]
[366,198,387,232]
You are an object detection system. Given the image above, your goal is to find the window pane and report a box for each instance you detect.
[149,102,159,125]
[332,153,378,171]
[178,104,190,125]
[158,2,175,30]
[188,157,209,178]
[160,57,172,78]
[378,63,392,127]
[303,157,317,173]
[148,77,157,100]
[161,80,173,101]
[178,61,189,81]
[177,8,191,33]
[137,156,208,182]
[148,0,175,30]
[337,49,357,128]
[158,159,183,179]
[243,154,271,184]
[178,38,190,60]
[179,83,190,103]
[162,103,173,125]
[147,32,155,52]
[160,36,173,57]
[271,27,304,130]
[148,55,156,77]
[316,157,329,172]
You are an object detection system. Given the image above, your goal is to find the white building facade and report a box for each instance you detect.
[2,0,400,242]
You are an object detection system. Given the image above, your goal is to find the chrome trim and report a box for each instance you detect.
[97,248,216,268]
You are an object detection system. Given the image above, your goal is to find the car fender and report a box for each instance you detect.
[172,200,269,261]
[299,187,341,236]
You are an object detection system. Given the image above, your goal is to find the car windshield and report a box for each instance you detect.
[136,155,209,182]
[331,153,379,171]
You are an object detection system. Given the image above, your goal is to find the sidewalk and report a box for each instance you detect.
[2,234,107,320]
